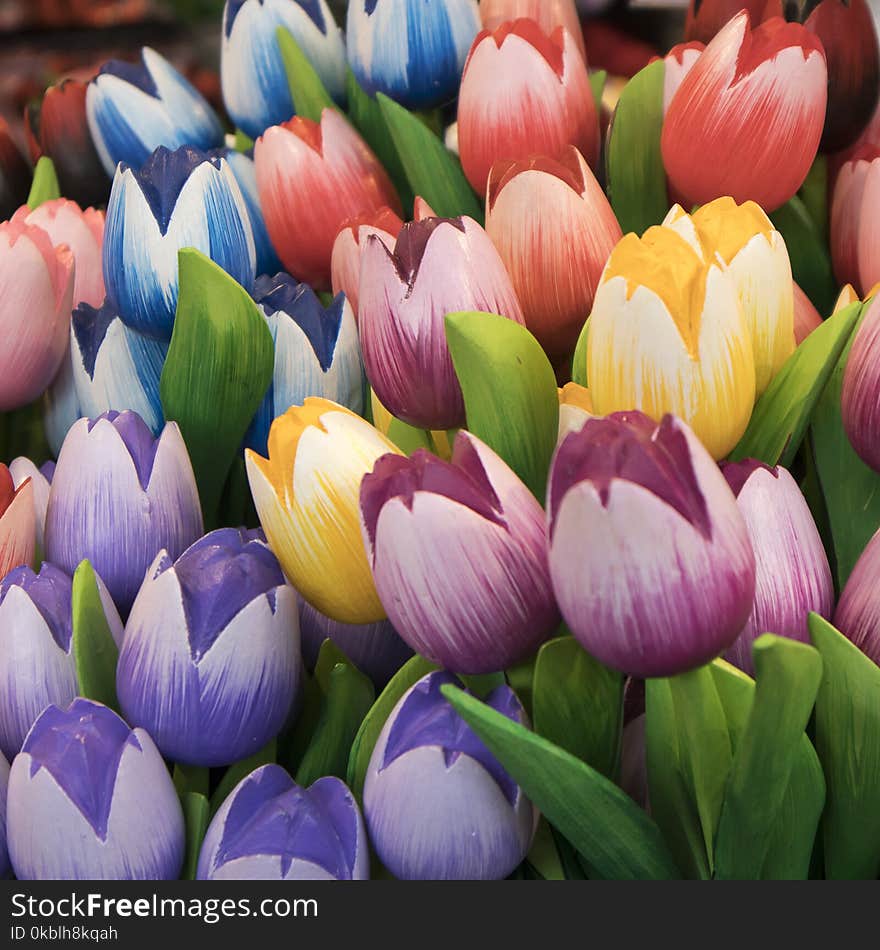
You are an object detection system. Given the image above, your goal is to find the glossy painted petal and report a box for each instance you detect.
[9,459,53,553]
[662,41,704,113]
[223,149,281,278]
[330,206,403,317]
[360,432,559,674]
[222,0,347,140]
[458,20,599,195]
[856,152,880,297]
[834,523,880,665]
[547,412,756,677]
[557,382,594,444]
[480,0,585,58]
[364,672,534,880]
[841,296,880,473]
[0,471,35,582]
[830,149,876,295]
[662,14,828,212]
[7,699,185,880]
[720,461,834,674]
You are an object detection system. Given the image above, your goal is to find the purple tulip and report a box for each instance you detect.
[298,597,413,689]
[547,411,756,677]
[364,671,535,880]
[44,411,204,614]
[117,528,301,767]
[358,214,525,430]
[6,698,184,880]
[360,431,558,674]
[834,525,880,665]
[0,752,9,879]
[720,459,834,674]
[842,296,880,474]
[197,765,368,880]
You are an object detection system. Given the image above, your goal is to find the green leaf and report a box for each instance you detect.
[589,70,607,115]
[180,792,210,880]
[386,416,434,455]
[441,685,680,879]
[209,739,277,819]
[277,671,323,776]
[234,129,254,153]
[70,560,120,712]
[532,637,623,779]
[27,156,61,209]
[713,636,823,880]
[770,195,836,317]
[347,654,437,802]
[524,818,566,881]
[313,638,354,692]
[160,248,274,527]
[377,93,482,222]
[605,60,667,236]
[729,300,862,467]
[445,311,559,501]
[810,613,880,879]
[571,317,590,387]
[276,27,337,122]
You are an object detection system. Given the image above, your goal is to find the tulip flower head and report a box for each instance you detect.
[485,147,622,362]
[547,412,756,677]
[7,699,185,880]
[347,0,481,109]
[44,411,204,613]
[118,529,301,767]
[222,0,347,140]
[0,219,74,411]
[480,0,586,58]
[245,274,364,455]
[220,148,282,279]
[246,398,403,624]
[360,431,559,674]
[86,47,224,176]
[330,206,404,317]
[358,214,525,430]
[557,382,594,444]
[198,766,367,880]
[586,223,755,460]
[364,672,535,880]
[0,464,35,581]
[841,296,880,474]
[662,41,704,112]
[9,459,53,554]
[831,148,877,294]
[662,13,828,212]
[103,145,256,340]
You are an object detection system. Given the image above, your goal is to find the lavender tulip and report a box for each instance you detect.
[0,753,9,879]
[360,431,558,674]
[364,672,535,880]
[44,411,204,614]
[834,526,880,666]
[117,529,301,767]
[720,460,834,674]
[197,765,368,880]
[7,699,185,880]
[547,411,756,677]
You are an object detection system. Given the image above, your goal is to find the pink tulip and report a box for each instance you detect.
[793,281,823,343]
[330,206,403,318]
[0,464,34,580]
[830,147,878,294]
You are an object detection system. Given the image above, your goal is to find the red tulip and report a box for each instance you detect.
[330,206,404,318]
[0,464,34,580]
[480,0,585,59]
[255,109,401,288]
[684,0,767,45]
[485,147,621,361]
[457,19,599,196]
[662,13,827,213]
[662,41,704,113]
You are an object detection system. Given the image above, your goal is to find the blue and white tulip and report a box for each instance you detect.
[86,47,224,177]
[347,0,481,109]
[220,148,281,278]
[103,145,256,340]
[222,0,347,140]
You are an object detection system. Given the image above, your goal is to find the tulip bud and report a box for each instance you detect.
[198,765,368,880]
[104,145,256,340]
[586,223,755,460]
[7,699,185,880]
[9,459,53,553]
[245,274,364,455]
[358,214,524,430]
[662,13,827,212]
[360,431,558,674]
[661,41,704,113]
[347,0,480,109]
[557,382,593,444]
[330,206,403,317]
[0,752,8,879]
[364,671,535,880]
[0,120,31,222]
[547,412,756,677]
[44,411,204,613]
[246,398,403,624]
[256,110,400,288]
[719,460,834,674]
[841,296,880,473]
[458,19,599,195]
[222,0,347,140]
[830,147,877,294]
[793,281,822,343]
[221,148,282,279]
[0,465,35,581]
[118,528,300,767]
[684,0,766,44]
[664,198,795,395]
[25,79,107,209]
[0,219,74,411]
[485,147,622,362]
[481,0,586,59]
[86,47,224,176]
[298,596,412,689]
[834,524,880,665]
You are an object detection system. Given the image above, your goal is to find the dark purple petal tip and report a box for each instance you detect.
[0,562,72,652]
[719,458,779,498]
[381,217,466,290]
[73,299,119,379]
[97,52,159,98]
[87,410,161,491]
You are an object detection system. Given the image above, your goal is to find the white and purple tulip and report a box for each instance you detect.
[117,528,301,768]
[364,672,535,880]
[720,460,834,674]
[547,411,756,677]
[44,411,204,614]
[197,765,368,880]
[360,431,558,674]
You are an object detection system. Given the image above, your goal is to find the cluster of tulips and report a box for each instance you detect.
[0,0,879,882]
